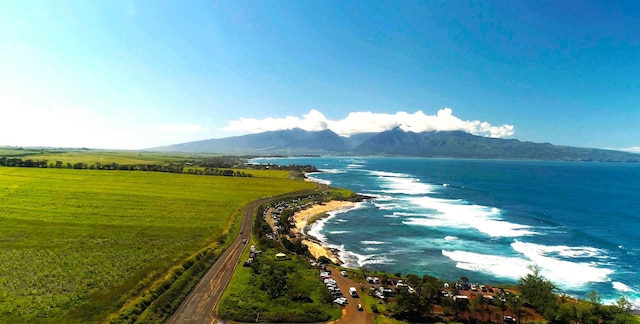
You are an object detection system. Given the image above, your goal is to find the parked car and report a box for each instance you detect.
[357,304,363,311]
[333,297,348,305]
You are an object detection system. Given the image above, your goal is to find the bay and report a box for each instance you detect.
[252,157,640,307]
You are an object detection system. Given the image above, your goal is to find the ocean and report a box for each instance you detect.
[252,157,640,307]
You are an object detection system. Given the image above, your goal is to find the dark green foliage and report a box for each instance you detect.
[251,260,289,299]
[518,265,558,316]
[278,209,295,234]
[393,274,443,320]
[218,251,339,323]
[281,237,310,256]
[317,256,332,265]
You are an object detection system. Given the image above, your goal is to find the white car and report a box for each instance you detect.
[333,297,348,305]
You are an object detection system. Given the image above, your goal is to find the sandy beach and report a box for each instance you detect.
[293,200,355,264]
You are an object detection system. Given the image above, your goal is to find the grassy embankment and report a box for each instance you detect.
[0,163,316,323]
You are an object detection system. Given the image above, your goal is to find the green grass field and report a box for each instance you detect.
[0,167,317,322]
[17,150,192,165]
[1,148,224,165]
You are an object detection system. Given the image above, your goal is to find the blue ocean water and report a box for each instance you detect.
[253,157,640,306]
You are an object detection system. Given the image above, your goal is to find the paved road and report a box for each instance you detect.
[167,190,369,324]
[167,198,269,324]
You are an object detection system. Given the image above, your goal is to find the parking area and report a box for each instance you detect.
[318,265,369,324]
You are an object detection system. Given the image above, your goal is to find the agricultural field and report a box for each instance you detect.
[0,167,317,322]
[11,150,194,165]
[0,147,227,166]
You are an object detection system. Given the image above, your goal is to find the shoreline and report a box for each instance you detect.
[292,200,356,265]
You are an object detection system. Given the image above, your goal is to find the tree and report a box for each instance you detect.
[518,265,557,317]
[255,262,288,299]
[496,295,508,320]
[453,296,470,321]
[317,256,332,265]
[418,275,443,316]
[611,296,640,324]
[395,286,421,317]
[406,274,421,288]
[475,293,486,322]
[508,294,524,324]
[393,274,442,320]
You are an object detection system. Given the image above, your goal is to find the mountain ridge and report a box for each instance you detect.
[148,128,640,162]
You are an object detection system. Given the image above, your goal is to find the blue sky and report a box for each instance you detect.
[1,0,638,152]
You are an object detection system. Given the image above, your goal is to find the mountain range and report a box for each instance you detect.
[149,128,640,162]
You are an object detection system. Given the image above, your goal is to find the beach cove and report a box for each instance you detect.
[292,200,356,264]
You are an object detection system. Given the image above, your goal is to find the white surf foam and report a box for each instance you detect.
[404,196,536,237]
[339,249,394,268]
[319,168,344,174]
[307,215,330,241]
[445,236,458,241]
[613,281,636,293]
[442,241,614,289]
[369,170,410,178]
[374,202,401,210]
[305,174,331,185]
[368,170,435,195]
[511,241,613,287]
[328,230,351,234]
[361,240,387,245]
[442,249,530,280]
[393,211,431,217]
[306,203,359,241]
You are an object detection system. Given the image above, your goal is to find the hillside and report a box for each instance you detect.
[148,128,640,162]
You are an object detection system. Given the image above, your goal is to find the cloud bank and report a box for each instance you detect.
[615,147,640,154]
[222,108,515,138]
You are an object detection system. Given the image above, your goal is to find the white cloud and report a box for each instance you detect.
[221,108,515,138]
[221,110,329,134]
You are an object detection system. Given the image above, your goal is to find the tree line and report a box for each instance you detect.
[0,157,255,177]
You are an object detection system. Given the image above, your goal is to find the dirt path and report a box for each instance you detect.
[327,266,372,324]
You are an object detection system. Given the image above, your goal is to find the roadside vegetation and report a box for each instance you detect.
[217,246,341,322]
[339,266,639,324]
[218,188,361,322]
[0,154,317,323]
